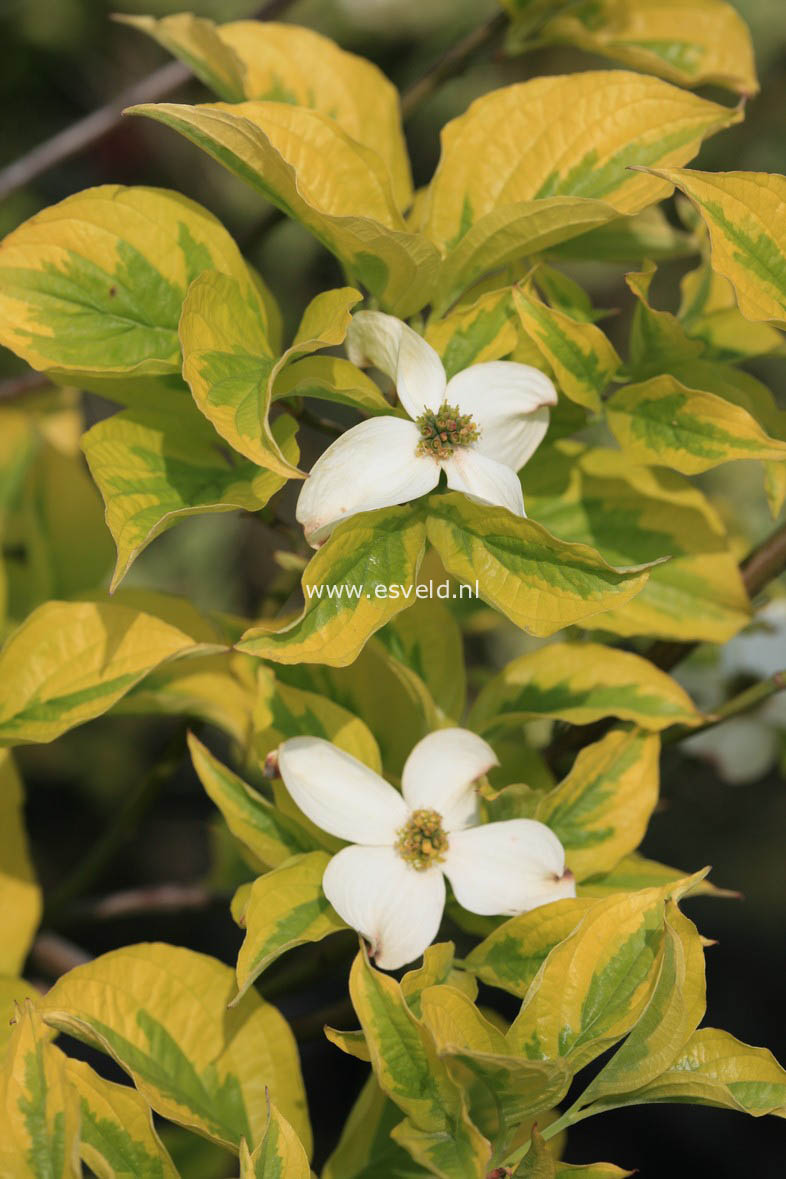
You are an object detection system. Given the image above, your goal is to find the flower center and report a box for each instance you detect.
[395,808,449,871]
[415,401,480,461]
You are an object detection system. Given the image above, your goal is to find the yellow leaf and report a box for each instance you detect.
[234,852,346,1002]
[0,752,41,974]
[128,101,438,317]
[0,185,258,384]
[513,284,620,411]
[65,1056,181,1179]
[219,20,412,210]
[38,943,311,1153]
[423,72,739,304]
[525,441,751,642]
[239,1099,311,1178]
[469,641,701,733]
[537,729,661,881]
[606,374,786,473]
[643,167,786,328]
[126,15,413,211]
[238,504,426,667]
[179,270,303,477]
[0,1002,81,1179]
[254,666,382,771]
[0,598,225,746]
[539,0,758,95]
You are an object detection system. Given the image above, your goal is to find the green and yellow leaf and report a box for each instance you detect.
[533,0,758,94]
[235,852,346,1001]
[0,1003,81,1179]
[0,599,224,746]
[606,374,786,473]
[0,752,41,974]
[128,101,438,316]
[420,984,570,1126]
[625,263,704,380]
[239,1099,310,1179]
[276,638,440,777]
[84,406,298,589]
[272,354,391,415]
[587,1027,786,1118]
[65,1056,180,1179]
[238,504,426,667]
[425,287,520,379]
[525,441,750,642]
[322,1075,430,1179]
[537,729,660,881]
[349,951,491,1178]
[423,72,739,304]
[513,285,620,411]
[179,269,302,475]
[188,733,317,870]
[0,185,257,384]
[644,167,786,327]
[678,259,784,360]
[470,641,700,734]
[38,943,311,1154]
[379,599,466,722]
[577,903,706,1107]
[425,493,653,638]
[579,852,735,900]
[465,898,596,998]
[506,880,699,1068]
[117,653,256,746]
[254,666,382,771]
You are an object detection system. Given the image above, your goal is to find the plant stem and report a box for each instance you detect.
[401,12,507,119]
[0,0,296,202]
[44,726,187,923]
[663,669,786,747]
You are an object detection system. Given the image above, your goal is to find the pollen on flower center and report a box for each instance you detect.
[394,808,449,870]
[415,401,480,461]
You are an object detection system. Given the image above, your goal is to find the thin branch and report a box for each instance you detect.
[0,61,189,203]
[29,932,91,979]
[401,12,508,119]
[663,669,786,747]
[73,883,214,922]
[0,0,296,203]
[740,518,786,598]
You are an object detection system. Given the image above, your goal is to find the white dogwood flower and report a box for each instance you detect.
[278,727,575,970]
[296,311,557,546]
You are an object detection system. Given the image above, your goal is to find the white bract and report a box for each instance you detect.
[278,727,575,970]
[296,310,557,546]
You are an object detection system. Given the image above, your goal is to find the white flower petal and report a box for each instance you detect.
[446,361,556,470]
[278,737,408,844]
[443,819,575,916]
[443,448,526,516]
[296,416,439,546]
[323,844,446,970]
[402,728,499,831]
[346,310,446,418]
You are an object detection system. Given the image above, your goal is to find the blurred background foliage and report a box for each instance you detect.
[1,1,785,1175]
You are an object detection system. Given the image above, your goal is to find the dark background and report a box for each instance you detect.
[1,0,784,1174]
